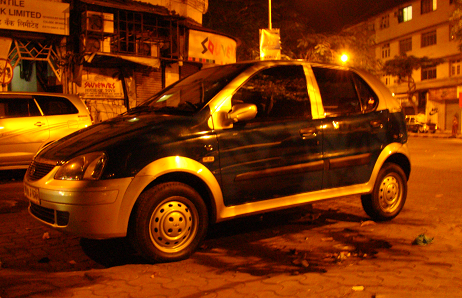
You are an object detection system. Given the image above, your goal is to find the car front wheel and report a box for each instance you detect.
[361,163,407,221]
[129,182,208,263]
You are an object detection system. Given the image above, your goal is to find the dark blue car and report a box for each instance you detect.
[24,60,410,263]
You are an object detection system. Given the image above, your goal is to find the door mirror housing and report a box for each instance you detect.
[228,103,257,123]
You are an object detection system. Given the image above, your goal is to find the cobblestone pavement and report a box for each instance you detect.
[1,136,462,298]
[1,191,461,298]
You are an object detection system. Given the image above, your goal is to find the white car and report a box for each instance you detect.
[0,92,92,170]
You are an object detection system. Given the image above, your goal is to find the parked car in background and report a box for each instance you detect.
[24,61,411,263]
[0,92,92,170]
[405,115,437,133]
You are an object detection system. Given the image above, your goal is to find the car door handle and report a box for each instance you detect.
[370,120,383,129]
[299,127,318,139]
[34,122,45,127]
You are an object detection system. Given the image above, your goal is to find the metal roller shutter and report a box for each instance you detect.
[135,68,162,106]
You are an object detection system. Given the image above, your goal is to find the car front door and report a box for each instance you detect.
[0,96,49,169]
[216,65,324,206]
[311,67,388,189]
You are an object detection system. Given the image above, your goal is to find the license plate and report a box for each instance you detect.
[24,184,40,205]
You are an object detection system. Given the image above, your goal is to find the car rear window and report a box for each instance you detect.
[34,96,79,116]
[312,67,361,117]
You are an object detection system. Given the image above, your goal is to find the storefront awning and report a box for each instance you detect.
[79,0,170,16]
[85,52,161,68]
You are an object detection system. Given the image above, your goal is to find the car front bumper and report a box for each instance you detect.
[24,167,133,239]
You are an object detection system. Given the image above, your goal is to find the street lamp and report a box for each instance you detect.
[340,53,349,63]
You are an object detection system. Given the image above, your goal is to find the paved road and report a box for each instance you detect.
[1,137,462,297]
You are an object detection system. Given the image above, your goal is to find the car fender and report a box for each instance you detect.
[365,142,411,192]
[117,156,224,230]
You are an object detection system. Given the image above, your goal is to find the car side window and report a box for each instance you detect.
[0,97,41,118]
[231,65,311,121]
[312,67,361,117]
[351,73,379,113]
[34,96,79,116]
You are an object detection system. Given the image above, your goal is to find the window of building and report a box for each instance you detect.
[383,75,393,86]
[450,59,462,76]
[400,37,413,53]
[81,10,181,59]
[421,66,437,80]
[398,5,413,23]
[421,30,437,47]
[381,43,391,58]
[380,15,390,29]
[421,0,437,14]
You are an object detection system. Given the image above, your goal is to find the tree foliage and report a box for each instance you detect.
[203,0,379,72]
[296,29,379,72]
[450,0,462,51]
[382,54,443,112]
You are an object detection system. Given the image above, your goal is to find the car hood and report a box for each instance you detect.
[36,111,205,164]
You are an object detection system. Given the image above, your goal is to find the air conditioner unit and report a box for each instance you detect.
[82,11,114,33]
[136,41,159,58]
[82,37,111,53]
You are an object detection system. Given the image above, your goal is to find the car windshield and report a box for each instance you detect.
[134,63,250,115]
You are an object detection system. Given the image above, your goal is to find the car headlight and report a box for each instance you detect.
[55,152,107,181]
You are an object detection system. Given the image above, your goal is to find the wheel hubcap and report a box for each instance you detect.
[378,175,401,213]
[149,198,198,253]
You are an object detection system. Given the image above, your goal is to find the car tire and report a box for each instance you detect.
[129,182,208,263]
[361,163,407,221]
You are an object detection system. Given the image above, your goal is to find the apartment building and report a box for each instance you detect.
[371,0,461,131]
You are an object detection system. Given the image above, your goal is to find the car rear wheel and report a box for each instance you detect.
[129,182,208,263]
[361,163,407,221]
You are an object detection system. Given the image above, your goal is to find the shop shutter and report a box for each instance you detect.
[135,68,162,106]
[181,63,201,79]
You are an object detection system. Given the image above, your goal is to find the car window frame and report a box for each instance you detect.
[230,64,313,123]
[311,66,364,118]
[34,95,79,116]
[0,96,43,119]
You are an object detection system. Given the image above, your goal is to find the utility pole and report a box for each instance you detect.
[268,0,272,30]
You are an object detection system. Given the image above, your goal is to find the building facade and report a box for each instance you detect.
[369,0,462,132]
[0,0,237,122]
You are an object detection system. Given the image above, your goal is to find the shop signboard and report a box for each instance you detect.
[259,28,281,60]
[77,68,124,99]
[188,29,236,65]
[429,87,457,101]
[0,0,69,35]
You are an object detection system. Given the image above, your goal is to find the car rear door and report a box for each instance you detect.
[311,66,388,189]
[0,96,49,168]
[34,95,82,142]
[216,64,324,206]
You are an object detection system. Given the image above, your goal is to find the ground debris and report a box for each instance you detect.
[412,234,434,246]
[360,220,376,227]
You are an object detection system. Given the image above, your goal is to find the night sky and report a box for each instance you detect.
[294,0,411,32]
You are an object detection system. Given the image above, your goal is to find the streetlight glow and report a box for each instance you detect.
[340,54,349,63]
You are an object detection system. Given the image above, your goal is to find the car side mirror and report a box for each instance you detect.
[228,103,257,123]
